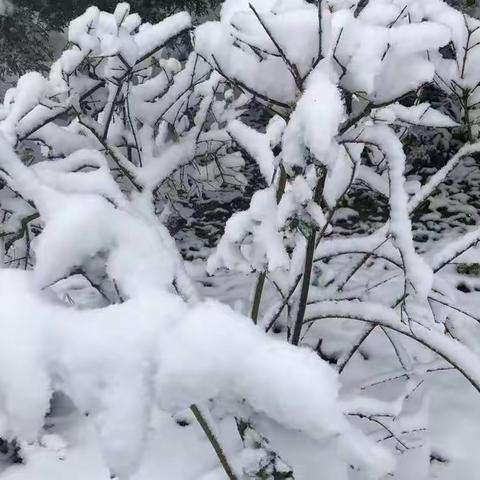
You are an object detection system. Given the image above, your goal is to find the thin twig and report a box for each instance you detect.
[190,405,239,480]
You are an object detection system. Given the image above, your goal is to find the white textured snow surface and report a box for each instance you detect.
[1,0,480,479]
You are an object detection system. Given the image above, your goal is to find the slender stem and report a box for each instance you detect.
[276,164,287,203]
[190,405,238,480]
[251,272,266,324]
[317,0,323,65]
[249,3,303,90]
[354,0,370,17]
[290,176,324,346]
[265,274,302,333]
[4,212,39,251]
[337,325,375,373]
[463,89,473,143]
[337,274,409,372]
[291,227,317,346]
[102,81,124,140]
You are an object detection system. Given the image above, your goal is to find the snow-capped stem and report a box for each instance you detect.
[408,143,480,213]
[338,93,414,138]
[190,405,239,480]
[336,243,382,292]
[102,81,125,141]
[248,3,303,90]
[134,26,193,67]
[338,103,373,136]
[18,81,105,142]
[3,212,39,252]
[429,295,480,324]
[78,117,142,192]
[207,54,291,109]
[433,237,480,273]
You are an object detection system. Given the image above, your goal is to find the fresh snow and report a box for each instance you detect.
[2,0,480,479]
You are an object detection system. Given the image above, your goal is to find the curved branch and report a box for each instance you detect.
[305,300,480,393]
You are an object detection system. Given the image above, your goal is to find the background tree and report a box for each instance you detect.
[0,0,221,79]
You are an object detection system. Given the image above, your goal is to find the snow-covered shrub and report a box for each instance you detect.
[0,2,251,273]
[202,0,480,475]
[1,0,480,479]
[0,2,420,479]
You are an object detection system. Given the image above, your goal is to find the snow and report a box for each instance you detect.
[196,26,297,104]
[356,125,434,302]
[135,12,192,59]
[373,103,458,128]
[388,22,450,56]
[282,64,344,170]
[265,114,286,148]
[208,187,290,273]
[323,144,358,208]
[227,120,276,184]
[0,73,49,145]
[356,165,390,198]
[305,300,480,391]
[278,176,313,225]
[408,142,480,213]
[2,1,480,479]
[428,227,480,272]
[0,269,395,478]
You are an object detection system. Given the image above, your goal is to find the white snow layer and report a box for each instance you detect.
[0,269,394,479]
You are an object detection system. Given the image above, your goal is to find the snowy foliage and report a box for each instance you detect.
[1,1,480,479]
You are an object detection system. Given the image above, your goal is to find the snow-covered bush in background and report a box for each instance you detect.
[1,0,480,479]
